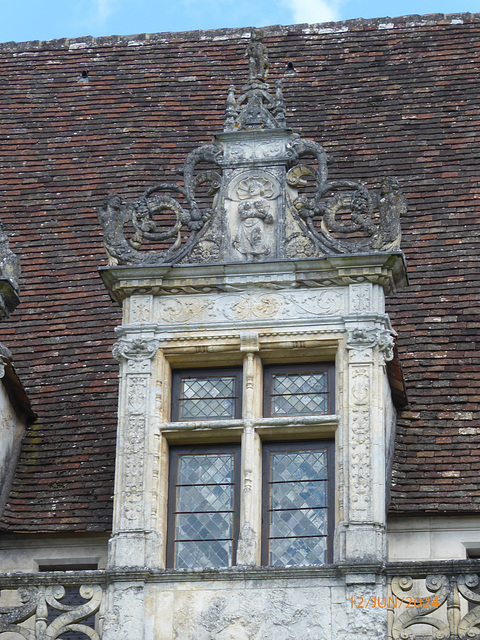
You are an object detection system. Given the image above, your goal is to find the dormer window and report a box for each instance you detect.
[166,362,336,569]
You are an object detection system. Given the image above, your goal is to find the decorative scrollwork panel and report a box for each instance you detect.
[0,584,103,640]
[389,574,480,640]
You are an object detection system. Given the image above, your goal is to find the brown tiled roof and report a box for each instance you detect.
[0,13,479,531]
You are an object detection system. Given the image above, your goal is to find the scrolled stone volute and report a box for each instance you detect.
[97,33,405,267]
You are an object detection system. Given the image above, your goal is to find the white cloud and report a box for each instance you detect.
[283,0,341,23]
[74,0,121,28]
[95,0,116,23]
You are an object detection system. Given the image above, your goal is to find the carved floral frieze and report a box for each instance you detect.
[154,289,345,325]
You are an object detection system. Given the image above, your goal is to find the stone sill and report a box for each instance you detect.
[3,559,480,588]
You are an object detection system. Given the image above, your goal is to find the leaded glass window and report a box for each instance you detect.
[167,445,240,568]
[171,368,242,421]
[262,441,334,567]
[264,364,334,417]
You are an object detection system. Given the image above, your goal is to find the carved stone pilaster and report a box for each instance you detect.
[348,366,372,520]
[109,336,160,569]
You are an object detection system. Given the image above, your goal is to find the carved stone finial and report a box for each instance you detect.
[225,85,237,132]
[245,29,269,86]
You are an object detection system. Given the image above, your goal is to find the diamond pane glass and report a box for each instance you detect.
[177,453,234,485]
[271,372,328,416]
[270,480,327,509]
[177,484,233,512]
[272,373,327,395]
[269,536,327,567]
[176,511,233,540]
[270,508,327,537]
[175,540,232,569]
[174,451,236,568]
[179,376,236,419]
[271,450,327,482]
[180,397,235,419]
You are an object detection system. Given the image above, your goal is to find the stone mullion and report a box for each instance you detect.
[237,333,262,566]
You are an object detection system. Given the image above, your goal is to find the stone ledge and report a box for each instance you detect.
[100,252,407,303]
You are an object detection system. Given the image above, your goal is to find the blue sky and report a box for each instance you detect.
[1,0,478,43]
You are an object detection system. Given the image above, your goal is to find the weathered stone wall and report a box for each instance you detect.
[0,381,26,517]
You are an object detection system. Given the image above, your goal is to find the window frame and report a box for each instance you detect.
[261,439,335,567]
[166,443,241,569]
[263,363,335,418]
[171,367,243,422]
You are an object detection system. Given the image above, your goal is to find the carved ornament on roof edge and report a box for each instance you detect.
[98,31,405,268]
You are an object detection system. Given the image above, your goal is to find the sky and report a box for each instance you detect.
[1,0,478,43]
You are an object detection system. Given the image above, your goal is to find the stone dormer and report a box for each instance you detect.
[98,31,407,640]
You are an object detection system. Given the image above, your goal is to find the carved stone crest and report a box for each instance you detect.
[97,33,405,267]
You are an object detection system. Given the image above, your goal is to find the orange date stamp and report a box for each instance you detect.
[349,596,439,609]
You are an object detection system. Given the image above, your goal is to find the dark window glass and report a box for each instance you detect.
[264,364,334,417]
[262,441,334,566]
[172,368,242,421]
[167,445,240,568]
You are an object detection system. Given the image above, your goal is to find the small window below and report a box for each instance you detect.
[171,368,242,421]
[39,563,98,571]
[167,444,240,568]
[263,364,334,417]
[262,441,334,566]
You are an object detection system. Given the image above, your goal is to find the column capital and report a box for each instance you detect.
[112,336,160,365]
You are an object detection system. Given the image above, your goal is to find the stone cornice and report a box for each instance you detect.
[100,252,407,303]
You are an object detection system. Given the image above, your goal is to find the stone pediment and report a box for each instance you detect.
[98,32,406,268]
